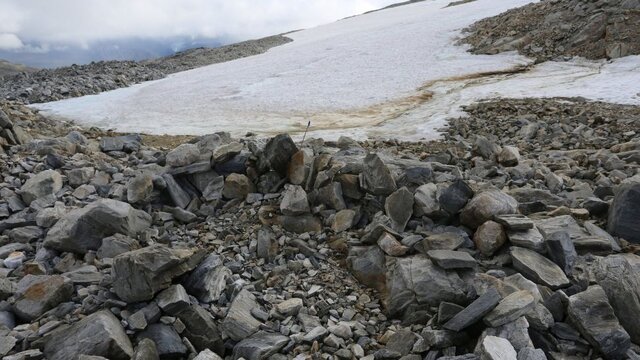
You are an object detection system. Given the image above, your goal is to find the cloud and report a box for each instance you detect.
[0,0,401,49]
[0,33,24,50]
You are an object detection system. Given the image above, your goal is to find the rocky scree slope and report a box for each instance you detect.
[462,0,640,62]
[0,97,640,359]
[0,35,291,105]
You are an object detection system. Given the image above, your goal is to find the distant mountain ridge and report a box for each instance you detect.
[0,59,36,79]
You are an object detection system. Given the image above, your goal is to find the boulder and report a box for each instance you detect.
[545,231,577,274]
[386,255,468,317]
[378,232,409,257]
[183,254,231,303]
[222,289,263,341]
[331,209,357,233]
[44,199,152,254]
[360,154,397,196]
[13,275,73,321]
[608,183,640,243]
[155,284,190,315]
[497,146,520,167]
[212,142,243,163]
[280,185,310,215]
[126,172,154,203]
[385,187,414,232]
[439,180,474,215]
[20,170,62,205]
[67,167,95,186]
[97,234,140,259]
[414,183,441,217]
[511,247,569,289]
[593,254,640,343]
[112,245,204,302]
[567,286,630,359]
[177,305,224,354]
[44,311,133,360]
[162,173,191,208]
[316,182,346,210]
[166,143,200,167]
[223,173,255,200]
[100,134,141,153]
[347,246,387,294]
[473,221,507,257]
[132,338,159,360]
[137,324,187,359]
[461,190,518,229]
[262,134,298,176]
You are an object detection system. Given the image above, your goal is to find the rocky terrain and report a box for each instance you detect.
[0,93,639,359]
[0,61,36,80]
[0,35,292,105]
[462,0,640,61]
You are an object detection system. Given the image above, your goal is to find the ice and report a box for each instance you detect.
[32,0,640,141]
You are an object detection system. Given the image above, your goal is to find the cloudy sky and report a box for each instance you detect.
[0,0,399,53]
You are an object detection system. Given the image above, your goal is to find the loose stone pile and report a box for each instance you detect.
[0,96,639,359]
[462,0,640,61]
[0,35,291,104]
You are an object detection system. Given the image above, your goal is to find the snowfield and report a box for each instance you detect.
[33,0,640,140]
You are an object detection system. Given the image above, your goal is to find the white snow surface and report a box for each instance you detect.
[33,0,640,140]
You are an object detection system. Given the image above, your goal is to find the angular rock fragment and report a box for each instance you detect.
[262,134,298,176]
[427,250,477,269]
[385,187,414,232]
[474,220,507,257]
[137,324,187,359]
[280,184,310,215]
[360,153,397,196]
[44,311,133,360]
[233,331,290,360]
[20,170,62,205]
[545,231,577,274]
[223,173,255,200]
[478,336,517,360]
[608,183,640,243]
[183,254,231,303]
[483,290,535,327]
[166,143,200,167]
[444,288,501,332]
[112,245,204,302]
[177,304,224,354]
[222,289,263,341]
[567,285,630,359]
[13,275,73,321]
[461,190,518,229]
[44,198,152,254]
[156,284,190,315]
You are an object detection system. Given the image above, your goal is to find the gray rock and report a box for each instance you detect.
[100,135,141,152]
[276,298,303,316]
[67,167,94,186]
[232,331,290,360]
[156,284,190,315]
[506,227,545,252]
[316,182,346,210]
[517,348,546,360]
[360,153,397,196]
[608,183,640,243]
[127,172,154,203]
[509,188,567,207]
[44,310,133,360]
[545,231,577,274]
[194,349,223,360]
[177,304,224,354]
[444,288,501,332]
[222,289,263,341]
[97,233,140,259]
[44,198,152,254]
[510,247,570,289]
[348,246,387,294]
[593,254,640,343]
[162,173,191,208]
[223,173,255,200]
[262,134,298,176]
[303,326,328,342]
[484,290,535,327]
[461,190,518,229]
[473,135,501,160]
[477,317,532,352]
[132,338,159,360]
[202,175,225,202]
[478,336,517,360]
[0,335,17,357]
[184,254,231,303]
[13,275,73,321]
[386,255,468,317]
[474,220,507,257]
[112,245,204,302]
[438,302,464,324]
[497,146,520,167]
[331,209,357,233]
[439,180,474,215]
[282,214,321,233]
[534,215,588,240]
[525,303,554,330]
[20,170,62,205]
[280,185,310,215]
[427,250,477,269]
[567,285,630,359]
[385,187,414,232]
[166,143,200,167]
[422,232,465,251]
[137,324,187,359]
[212,142,243,163]
[378,232,409,257]
[494,214,533,231]
[414,183,441,217]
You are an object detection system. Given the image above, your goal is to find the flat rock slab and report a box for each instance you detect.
[444,288,501,332]
[506,227,545,252]
[510,247,570,289]
[44,310,133,360]
[112,245,204,302]
[483,290,535,327]
[568,285,630,359]
[494,214,533,230]
[479,335,517,360]
[427,250,477,269]
[232,331,290,360]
